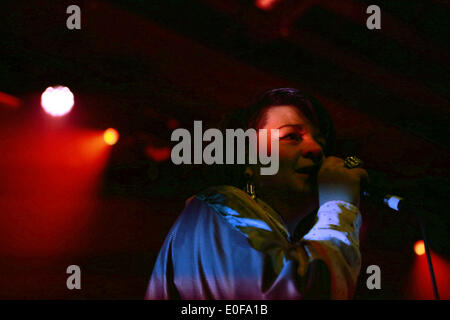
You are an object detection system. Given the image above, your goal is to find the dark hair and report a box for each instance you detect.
[204,88,335,189]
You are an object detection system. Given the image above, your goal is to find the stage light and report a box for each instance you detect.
[167,118,180,129]
[0,91,21,108]
[103,128,119,146]
[41,86,74,117]
[414,240,425,256]
[146,146,171,162]
[255,0,279,11]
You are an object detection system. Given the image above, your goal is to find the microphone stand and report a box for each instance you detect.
[397,198,440,300]
[415,212,440,300]
[363,186,440,300]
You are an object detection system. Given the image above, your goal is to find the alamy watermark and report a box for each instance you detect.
[66,265,81,290]
[366,5,381,30]
[171,121,280,175]
[66,5,81,30]
[65,4,380,31]
[366,265,381,290]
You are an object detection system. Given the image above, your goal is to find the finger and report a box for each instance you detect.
[324,156,344,162]
[322,156,344,167]
[350,168,369,181]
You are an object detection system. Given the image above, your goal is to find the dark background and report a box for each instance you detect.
[0,0,448,299]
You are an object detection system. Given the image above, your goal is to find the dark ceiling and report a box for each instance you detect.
[2,0,449,143]
[2,0,449,208]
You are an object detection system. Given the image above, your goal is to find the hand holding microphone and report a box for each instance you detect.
[317,156,368,207]
[317,155,414,213]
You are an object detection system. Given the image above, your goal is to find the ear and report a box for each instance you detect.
[244,166,254,179]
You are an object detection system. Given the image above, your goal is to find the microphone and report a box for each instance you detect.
[342,155,445,214]
[362,180,403,212]
[361,169,418,213]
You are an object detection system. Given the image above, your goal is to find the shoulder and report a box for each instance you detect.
[173,185,245,233]
[183,185,252,222]
[168,186,252,250]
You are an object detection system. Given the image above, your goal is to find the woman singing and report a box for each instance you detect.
[146,88,368,299]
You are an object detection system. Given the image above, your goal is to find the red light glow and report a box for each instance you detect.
[405,250,450,299]
[41,86,74,117]
[255,0,279,11]
[167,119,180,129]
[146,146,171,162]
[0,91,21,108]
[0,122,111,257]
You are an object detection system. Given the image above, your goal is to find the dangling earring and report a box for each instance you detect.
[246,181,256,200]
[244,167,256,199]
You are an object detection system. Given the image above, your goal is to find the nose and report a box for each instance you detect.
[300,135,323,162]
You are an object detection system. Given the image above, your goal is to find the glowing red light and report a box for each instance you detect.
[41,86,74,117]
[0,91,21,108]
[414,240,425,256]
[146,146,171,162]
[167,119,180,129]
[103,128,119,146]
[255,0,279,11]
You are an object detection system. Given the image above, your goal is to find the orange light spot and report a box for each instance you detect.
[414,240,425,256]
[103,128,119,146]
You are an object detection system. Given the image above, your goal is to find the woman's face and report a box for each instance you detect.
[253,105,325,209]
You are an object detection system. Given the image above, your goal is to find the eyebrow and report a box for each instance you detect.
[277,124,307,130]
[278,124,325,142]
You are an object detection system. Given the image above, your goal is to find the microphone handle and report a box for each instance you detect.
[361,181,413,213]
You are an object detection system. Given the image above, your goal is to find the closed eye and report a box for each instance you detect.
[280,133,301,141]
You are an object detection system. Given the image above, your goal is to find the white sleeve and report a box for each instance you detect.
[302,200,362,299]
